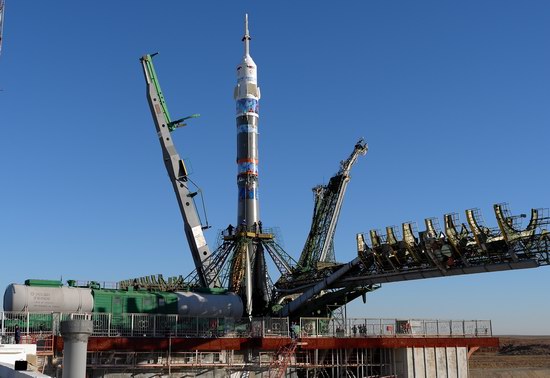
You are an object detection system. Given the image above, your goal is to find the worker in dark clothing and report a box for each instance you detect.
[14,325,21,344]
[258,220,263,233]
[227,224,234,236]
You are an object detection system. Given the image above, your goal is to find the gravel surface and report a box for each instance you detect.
[470,336,550,377]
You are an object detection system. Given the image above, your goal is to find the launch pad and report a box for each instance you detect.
[2,13,549,378]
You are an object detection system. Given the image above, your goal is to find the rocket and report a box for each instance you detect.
[233,14,270,316]
[234,14,261,228]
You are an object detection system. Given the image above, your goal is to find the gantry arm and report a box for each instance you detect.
[298,139,368,268]
[140,54,216,288]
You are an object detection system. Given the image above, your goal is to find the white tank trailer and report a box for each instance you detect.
[4,283,244,318]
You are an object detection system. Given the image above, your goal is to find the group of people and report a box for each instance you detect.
[351,324,370,337]
[225,220,263,236]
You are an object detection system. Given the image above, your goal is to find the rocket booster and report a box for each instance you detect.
[235,14,261,227]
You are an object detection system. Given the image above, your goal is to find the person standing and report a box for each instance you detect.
[14,325,21,344]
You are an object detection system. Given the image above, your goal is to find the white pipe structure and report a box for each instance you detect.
[281,257,362,317]
[60,319,93,378]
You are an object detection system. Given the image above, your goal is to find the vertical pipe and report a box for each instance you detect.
[168,335,172,375]
[60,319,93,378]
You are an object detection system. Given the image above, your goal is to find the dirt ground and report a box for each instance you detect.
[469,336,550,378]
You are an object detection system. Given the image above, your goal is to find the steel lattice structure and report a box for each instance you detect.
[139,17,549,321]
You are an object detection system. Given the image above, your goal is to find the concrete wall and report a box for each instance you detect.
[395,347,469,377]
[0,362,50,377]
[0,344,36,366]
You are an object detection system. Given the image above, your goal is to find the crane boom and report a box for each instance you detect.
[140,54,216,288]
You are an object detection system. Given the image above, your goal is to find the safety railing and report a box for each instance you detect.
[0,311,288,339]
[298,318,492,338]
[1,311,490,340]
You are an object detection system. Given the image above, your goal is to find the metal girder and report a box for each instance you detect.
[140,54,217,288]
[298,139,368,269]
[278,204,549,317]
[263,239,296,275]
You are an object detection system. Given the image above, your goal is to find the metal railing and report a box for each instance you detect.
[298,318,492,338]
[0,311,491,341]
[0,311,288,339]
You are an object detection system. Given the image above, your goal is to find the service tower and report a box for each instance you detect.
[234,14,261,227]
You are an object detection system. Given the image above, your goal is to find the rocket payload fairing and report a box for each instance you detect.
[234,14,261,228]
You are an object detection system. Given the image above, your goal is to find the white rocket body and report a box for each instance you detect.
[234,14,261,228]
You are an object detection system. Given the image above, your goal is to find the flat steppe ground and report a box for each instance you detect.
[470,336,550,378]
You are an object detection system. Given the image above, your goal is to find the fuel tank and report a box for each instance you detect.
[176,291,243,318]
[3,284,94,313]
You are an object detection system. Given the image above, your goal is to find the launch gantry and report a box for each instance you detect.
[140,15,550,322]
[298,139,368,269]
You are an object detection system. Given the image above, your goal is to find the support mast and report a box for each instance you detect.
[140,54,217,288]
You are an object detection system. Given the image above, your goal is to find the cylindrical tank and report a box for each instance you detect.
[176,291,243,318]
[3,284,94,312]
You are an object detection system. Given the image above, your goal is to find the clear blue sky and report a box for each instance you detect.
[1,1,549,334]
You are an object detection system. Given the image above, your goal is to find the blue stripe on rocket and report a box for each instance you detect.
[238,162,258,175]
[236,98,259,115]
[237,124,258,134]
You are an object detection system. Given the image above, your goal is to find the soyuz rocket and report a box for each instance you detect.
[235,14,261,227]
[233,15,270,316]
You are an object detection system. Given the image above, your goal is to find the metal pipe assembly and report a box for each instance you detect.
[60,319,93,378]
